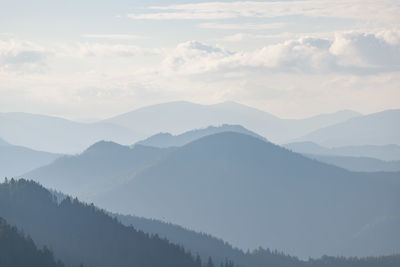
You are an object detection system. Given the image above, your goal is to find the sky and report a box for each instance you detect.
[1,0,399,121]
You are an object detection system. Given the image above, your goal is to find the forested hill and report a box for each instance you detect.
[0,217,65,267]
[0,179,202,267]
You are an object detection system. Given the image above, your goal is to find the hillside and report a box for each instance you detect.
[23,142,174,201]
[0,179,203,267]
[297,110,400,146]
[93,132,400,258]
[136,124,266,148]
[0,217,65,267]
[0,145,61,179]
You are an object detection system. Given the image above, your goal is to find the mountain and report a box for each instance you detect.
[0,179,203,267]
[296,110,400,146]
[0,216,65,267]
[0,145,61,179]
[23,142,174,201]
[136,124,266,148]
[92,132,400,258]
[0,112,139,154]
[285,142,400,161]
[105,101,360,144]
[0,137,10,147]
[305,154,400,172]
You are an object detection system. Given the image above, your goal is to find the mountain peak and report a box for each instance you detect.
[84,140,129,154]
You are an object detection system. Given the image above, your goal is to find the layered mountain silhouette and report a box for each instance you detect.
[0,112,138,153]
[24,142,174,201]
[136,124,266,148]
[297,110,400,146]
[305,154,400,172]
[0,179,203,267]
[105,101,360,144]
[0,143,60,179]
[89,132,400,258]
[285,141,400,161]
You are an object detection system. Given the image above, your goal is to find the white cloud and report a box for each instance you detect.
[82,34,148,40]
[198,22,286,30]
[161,30,400,75]
[128,0,400,26]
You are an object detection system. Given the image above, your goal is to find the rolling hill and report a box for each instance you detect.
[92,132,400,258]
[23,141,174,201]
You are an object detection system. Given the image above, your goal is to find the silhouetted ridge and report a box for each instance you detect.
[0,179,203,267]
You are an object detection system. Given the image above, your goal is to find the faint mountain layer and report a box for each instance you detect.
[92,132,400,258]
[0,144,61,179]
[296,110,400,146]
[0,112,139,154]
[105,101,360,144]
[305,154,400,172]
[136,124,266,148]
[285,141,400,161]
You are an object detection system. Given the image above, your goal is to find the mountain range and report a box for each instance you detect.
[1,102,365,153]
[296,110,400,146]
[136,124,266,148]
[285,141,400,161]
[23,131,400,258]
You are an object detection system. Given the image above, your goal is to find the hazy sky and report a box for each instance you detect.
[1,0,399,120]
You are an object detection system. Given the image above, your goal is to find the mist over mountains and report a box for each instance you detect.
[0,101,366,153]
[1,101,399,265]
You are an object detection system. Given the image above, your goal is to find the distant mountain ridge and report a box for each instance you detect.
[136,124,266,148]
[105,101,361,145]
[0,144,61,179]
[0,112,139,153]
[297,109,400,146]
[305,154,400,172]
[285,141,400,161]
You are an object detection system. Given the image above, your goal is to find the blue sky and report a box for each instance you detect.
[1,0,399,120]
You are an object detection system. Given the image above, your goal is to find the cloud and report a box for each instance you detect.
[198,22,286,30]
[128,0,400,26]
[82,34,148,40]
[0,39,49,73]
[161,30,400,75]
